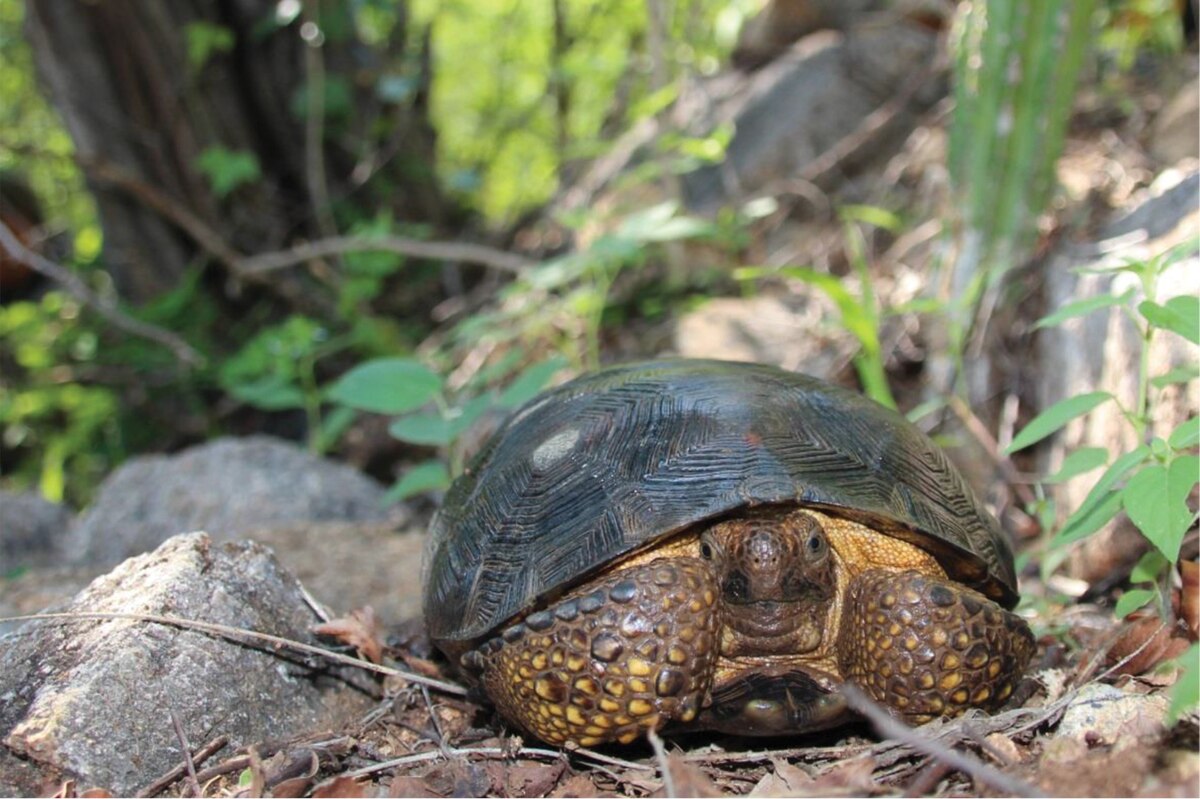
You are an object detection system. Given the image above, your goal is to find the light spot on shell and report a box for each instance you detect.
[531,428,581,471]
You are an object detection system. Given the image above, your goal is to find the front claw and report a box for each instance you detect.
[470,557,722,746]
[836,569,1035,723]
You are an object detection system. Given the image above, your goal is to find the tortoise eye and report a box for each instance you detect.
[700,541,716,559]
[806,531,826,556]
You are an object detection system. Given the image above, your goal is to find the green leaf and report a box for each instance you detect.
[838,204,903,232]
[1123,457,1197,562]
[228,375,305,411]
[1167,643,1200,724]
[1139,295,1199,344]
[1044,446,1109,483]
[1130,550,1169,584]
[497,356,568,409]
[1005,392,1114,454]
[1052,444,1151,548]
[389,412,456,446]
[195,147,261,198]
[1052,488,1123,549]
[326,358,442,415]
[1034,290,1132,329]
[383,460,451,503]
[1114,588,1156,619]
[185,22,234,71]
[389,395,490,446]
[1168,417,1200,450]
[1152,364,1200,388]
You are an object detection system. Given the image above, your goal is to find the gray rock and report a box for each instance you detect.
[671,294,851,379]
[1056,682,1169,746]
[680,13,943,211]
[65,435,400,566]
[244,522,427,623]
[0,532,372,795]
[0,491,73,572]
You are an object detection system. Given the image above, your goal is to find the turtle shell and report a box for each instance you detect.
[423,359,1019,644]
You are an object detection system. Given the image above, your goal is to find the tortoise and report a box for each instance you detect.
[422,359,1034,746]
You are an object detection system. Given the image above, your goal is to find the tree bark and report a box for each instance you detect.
[25,0,444,303]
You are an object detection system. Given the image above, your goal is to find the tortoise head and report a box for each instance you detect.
[701,511,835,657]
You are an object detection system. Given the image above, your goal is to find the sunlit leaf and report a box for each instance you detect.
[1005,392,1113,454]
[1123,457,1197,562]
[1151,364,1200,388]
[326,358,442,414]
[1169,417,1200,450]
[497,356,568,408]
[1034,290,1133,329]
[1044,446,1109,484]
[1139,295,1199,344]
[1130,550,1168,584]
[1052,444,1151,548]
[1114,587,1156,618]
[388,395,490,446]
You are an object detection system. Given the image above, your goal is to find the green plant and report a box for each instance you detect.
[1005,242,1199,720]
[218,315,352,451]
[326,352,568,501]
[0,294,122,504]
[947,0,1097,390]
[734,204,906,410]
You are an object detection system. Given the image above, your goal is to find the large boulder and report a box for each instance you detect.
[0,491,73,572]
[0,532,372,795]
[64,435,401,566]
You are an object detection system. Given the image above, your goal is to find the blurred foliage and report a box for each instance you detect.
[0,0,1193,525]
[411,0,753,223]
[946,0,1098,375]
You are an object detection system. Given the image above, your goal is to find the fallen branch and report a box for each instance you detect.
[1,610,467,696]
[237,234,533,275]
[82,157,531,276]
[0,219,205,366]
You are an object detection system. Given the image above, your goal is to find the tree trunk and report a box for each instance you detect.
[25,0,445,303]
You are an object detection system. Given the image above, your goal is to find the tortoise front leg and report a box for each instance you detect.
[467,558,721,746]
[836,569,1035,723]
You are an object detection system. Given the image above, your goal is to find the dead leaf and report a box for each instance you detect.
[550,773,603,797]
[503,761,566,797]
[653,754,721,798]
[314,606,384,664]
[269,776,314,797]
[812,756,876,793]
[78,791,114,798]
[387,774,439,798]
[311,774,373,797]
[424,760,492,797]
[1179,559,1198,640]
[749,759,814,796]
[1106,612,1191,675]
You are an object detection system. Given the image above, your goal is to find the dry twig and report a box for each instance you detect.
[136,734,228,797]
[0,219,204,366]
[167,709,202,797]
[237,234,533,275]
[840,683,1044,797]
[1,611,467,695]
